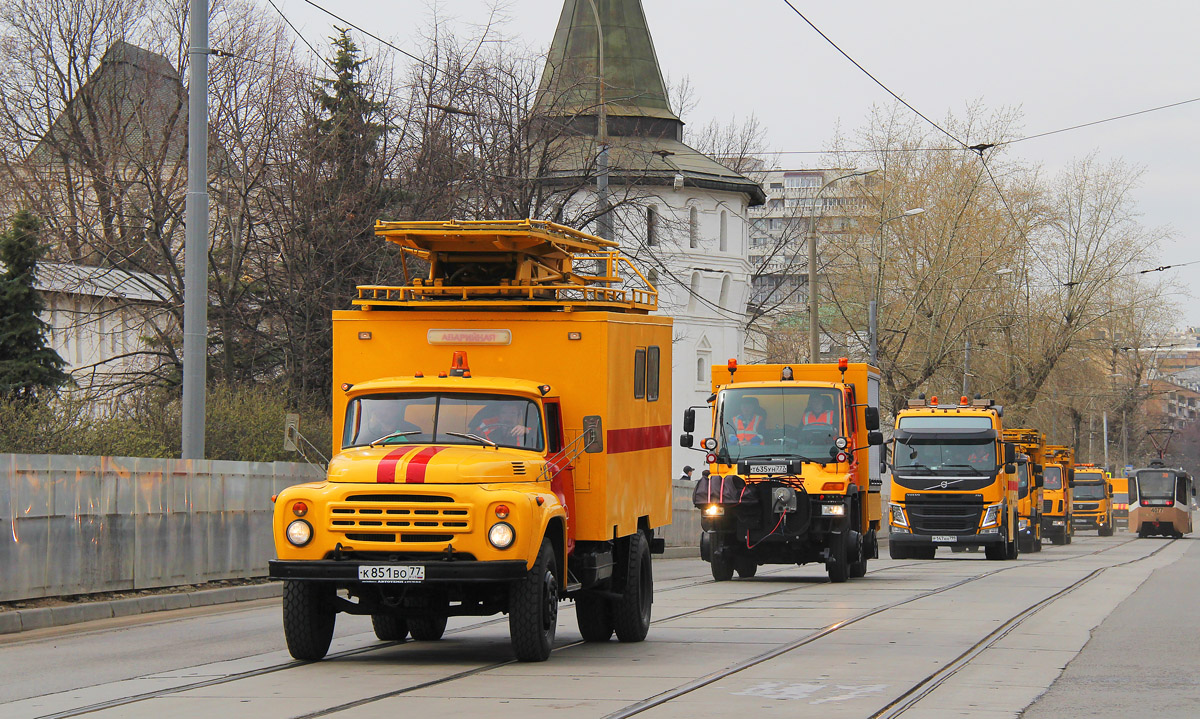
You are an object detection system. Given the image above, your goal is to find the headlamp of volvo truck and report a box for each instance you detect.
[889,503,908,527]
[981,504,1002,528]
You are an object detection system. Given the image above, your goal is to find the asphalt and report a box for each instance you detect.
[1022,537,1200,718]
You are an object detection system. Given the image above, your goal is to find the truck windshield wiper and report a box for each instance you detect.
[939,463,986,476]
[444,431,498,448]
[894,463,933,474]
[368,430,421,447]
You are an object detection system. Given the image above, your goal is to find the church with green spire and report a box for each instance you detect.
[534,0,765,480]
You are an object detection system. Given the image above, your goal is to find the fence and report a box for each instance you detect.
[0,454,323,602]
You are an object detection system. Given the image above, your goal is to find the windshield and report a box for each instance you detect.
[1018,461,1030,498]
[893,438,995,472]
[716,386,842,462]
[1136,470,1176,500]
[343,392,544,451]
[1043,466,1063,490]
[1074,483,1105,500]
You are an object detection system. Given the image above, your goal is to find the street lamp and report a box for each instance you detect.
[867,207,924,365]
[808,169,877,363]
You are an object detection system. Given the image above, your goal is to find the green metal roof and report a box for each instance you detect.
[536,0,678,121]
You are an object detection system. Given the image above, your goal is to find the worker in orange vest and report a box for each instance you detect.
[804,394,836,427]
[733,396,765,446]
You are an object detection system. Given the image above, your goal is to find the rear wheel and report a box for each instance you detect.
[371,613,408,642]
[575,594,614,642]
[409,614,448,641]
[848,531,867,578]
[734,556,758,578]
[282,581,336,661]
[612,533,652,643]
[1006,533,1019,560]
[509,538,558,662]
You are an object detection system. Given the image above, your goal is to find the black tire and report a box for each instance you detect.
[889,542,910,560]
[711,551,735,581]
[1065,526,1073,544]
[1050,528,1066,545]
[848,531,867,578]
[913,546,936,560]
[827,531,849,583]
[282,580,336,661]
[735,556,758,578]
[985,543,1006,560]
[509,538,558,662]
[409,614,448,641]
[1018,535,1033,554]
[371,613,408,642]
[1099,523,1114,537]
[1006,534,1019,560]
[612,533,653,643]
[574,593,614,642]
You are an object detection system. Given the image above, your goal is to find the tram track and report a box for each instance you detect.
[29,536,1143,719]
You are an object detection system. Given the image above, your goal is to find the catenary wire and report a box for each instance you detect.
[264,0,340,75]
[300,0,439,72]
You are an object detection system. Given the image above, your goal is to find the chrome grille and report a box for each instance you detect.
[904,494,984,535]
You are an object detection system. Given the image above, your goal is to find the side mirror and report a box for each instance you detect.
[1003,443,1016,465]
[879,444,889,473]
[679,434,694,448]
[583,415,604,453]
[867,430,884,446]
[1035,475,1044,489]
[1068,477,1076,488]
[864,406,880,431]
[1005,463,1016,475]
[683,408,696,433]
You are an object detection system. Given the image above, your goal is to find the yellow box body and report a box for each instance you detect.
[273,308,673,570]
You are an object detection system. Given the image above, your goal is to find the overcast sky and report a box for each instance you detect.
[276,0,1200,326]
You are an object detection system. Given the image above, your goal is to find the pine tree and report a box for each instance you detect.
[0,210,70,401]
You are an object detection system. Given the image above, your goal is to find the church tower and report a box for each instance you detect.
[534,0,765,485]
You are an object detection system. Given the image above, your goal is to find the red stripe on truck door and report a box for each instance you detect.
[606,425,672,454]
[405,446,447,483]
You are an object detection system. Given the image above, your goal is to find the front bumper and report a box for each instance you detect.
[269,559,529,584]
[1071,513,1106,528]
[888,530,1005,548]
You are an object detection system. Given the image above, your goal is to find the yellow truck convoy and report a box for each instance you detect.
[682,359,884,583]
[1041,445,1075,545]
[888,396,1020,560]
[270,220,672,662]
[1072,463,1115,536]
[1002,428,1046,553]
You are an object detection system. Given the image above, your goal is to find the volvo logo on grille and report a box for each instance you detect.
[939,481,949,489]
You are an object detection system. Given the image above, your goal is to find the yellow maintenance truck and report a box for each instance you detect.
[888,396,1020,560]
[1110,472,1130,529]
[1041,445,1075,545]
[1072,464,1115,536]
[681,359,884,583]
[270,220,672,662]
[1002,428,1046,553]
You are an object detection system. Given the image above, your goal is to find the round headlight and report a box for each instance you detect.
[488,522,515,549]
[835,437,848,450]
[286,519,312,547]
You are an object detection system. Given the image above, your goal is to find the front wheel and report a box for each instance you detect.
[282,580,336,661]
[612,533,653,642]
[827,531,849,583]
[889,542,910,560]
[509,538,559,662]
[711,550,735,581]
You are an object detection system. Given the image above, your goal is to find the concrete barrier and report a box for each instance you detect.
[0,454,323,602]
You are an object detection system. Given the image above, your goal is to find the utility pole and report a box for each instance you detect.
[1122,410,1128,468]
[182,0,209,460]
[868,300,877,365]
[1088,414,1094,463]
[1103,411,1109,469]
[962,338,970,396]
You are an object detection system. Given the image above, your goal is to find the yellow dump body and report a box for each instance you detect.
[888,398,1020,558]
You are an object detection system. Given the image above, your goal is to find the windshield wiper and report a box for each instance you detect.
[443,431,498,448]
[894,463,933,474]
[368,430,421,447]
[940,463,986,476]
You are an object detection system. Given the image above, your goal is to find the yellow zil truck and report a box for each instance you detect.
[681,359,884,583]
[1041,445,1075,545]
[1002,428,1046,553]
[1072,464,1115,536]
[269,220,672,662]
[888,396,1020,560]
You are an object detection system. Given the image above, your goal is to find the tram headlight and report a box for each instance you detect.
[488,522,515,549]
[981,504,1002,528]
[286,519,313,547]
[889,503,908,527]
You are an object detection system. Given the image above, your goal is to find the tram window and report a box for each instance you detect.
[1128,480,1138,504]
[1177,478,1188,504]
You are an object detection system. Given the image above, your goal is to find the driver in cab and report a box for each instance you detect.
[731,397,766,446]
[474,403,536,448]
[804,395,836,428]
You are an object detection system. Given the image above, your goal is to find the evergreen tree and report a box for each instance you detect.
[0,210,69,401]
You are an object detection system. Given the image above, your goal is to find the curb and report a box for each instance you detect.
[0,582,283,636]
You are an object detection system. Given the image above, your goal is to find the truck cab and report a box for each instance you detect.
[887,396,1020,560]
[1072,464,1115,536]
[270,220,672,662]
[1041,445,1075,545]
[682,360,884,583]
